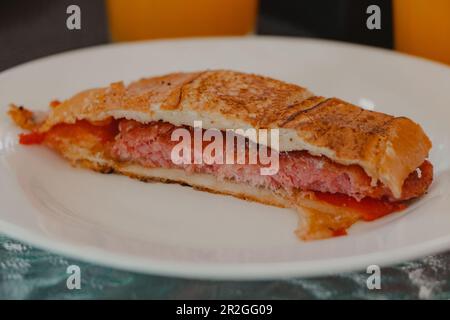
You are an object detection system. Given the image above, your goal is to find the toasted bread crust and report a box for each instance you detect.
[24,70,431,198]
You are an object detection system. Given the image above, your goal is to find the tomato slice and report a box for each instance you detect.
[49,100,61,108]
[19,118,119,146]
[19,132,46,145]
[332,229,348,237]
[315,192,406,221]
[47,120,119,143]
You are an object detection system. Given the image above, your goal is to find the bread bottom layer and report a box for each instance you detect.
[55,143,362,240]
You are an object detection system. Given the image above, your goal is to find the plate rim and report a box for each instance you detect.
[1,217,449,280]
[1,35,449,76]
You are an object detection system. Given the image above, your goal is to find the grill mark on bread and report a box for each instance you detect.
[381,116,407,129]
[315,107,365,143]
[180,70,314,128]
[279,97,330,127]
[257,94,315,128]
[160,72,206,110]
[289,99,397,161]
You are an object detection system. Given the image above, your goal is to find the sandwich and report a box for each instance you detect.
[8,70,433,240]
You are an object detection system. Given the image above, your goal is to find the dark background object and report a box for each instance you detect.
[258,0,393,47]
[0,0,393,70]
[0,0,109,71]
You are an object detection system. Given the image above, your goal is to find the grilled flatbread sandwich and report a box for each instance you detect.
[8,70,433,240]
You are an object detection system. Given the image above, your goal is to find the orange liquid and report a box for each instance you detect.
[394,0,450,65]
[106,0,258,42]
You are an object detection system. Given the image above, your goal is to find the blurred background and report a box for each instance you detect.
[0,0,448,70]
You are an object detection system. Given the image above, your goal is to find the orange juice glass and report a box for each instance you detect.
[106,0,258,42]
[393,0,450,65]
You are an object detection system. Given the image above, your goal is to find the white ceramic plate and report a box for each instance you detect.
[0,36,449,280]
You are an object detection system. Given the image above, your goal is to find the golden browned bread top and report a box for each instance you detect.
[34,70,431,198]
